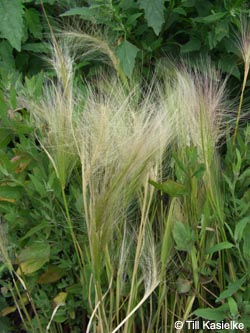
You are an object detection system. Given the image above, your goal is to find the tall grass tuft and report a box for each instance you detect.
[20,39,177,332]
[17,32,236,332]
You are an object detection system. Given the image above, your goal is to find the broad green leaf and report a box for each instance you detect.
[149,179,187,197]
[216,275,247,302]
[138,0,165,35]
[193,307,227,321]
[193,12,226,24]
[172,221,195,251]
[206,242,234,255]
[18,242,50,275]
[0,0,24,51]
[181,38,201,53]
[115,40,139,78]
[24,8,42,39]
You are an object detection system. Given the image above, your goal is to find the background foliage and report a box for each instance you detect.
[0,0,249,81]
[1,1,250,333]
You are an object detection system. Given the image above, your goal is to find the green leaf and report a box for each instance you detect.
[34,0,55,3]
[60,6,98,19]
[206,242,234,255]
[19,221,49,242]
[216,275,247,302]
[0,186,23,203]
[22,43,49,53]
[29,173,47,197]
[193,12,226,24]
[115,40,139,78]
[0,0,24,51]
[192,163,206,179]
[243,224,250,260]
[18,242,50,275]
[0,41,15,71]
[138,0,165,35]
[193,307,227,321]
[38,265,65,284]
[220,55,241,79]
[234,217,249,242]
[172,7,187,16]
[127,13,143,26]
[149,179,187,197]
[24,8,42,39]
[228,297,238,317]
[172,221,195,251]
[181,38,201,53]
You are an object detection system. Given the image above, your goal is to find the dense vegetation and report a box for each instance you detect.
[1,1,250,333]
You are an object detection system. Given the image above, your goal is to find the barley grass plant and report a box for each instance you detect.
[19,37,177,332]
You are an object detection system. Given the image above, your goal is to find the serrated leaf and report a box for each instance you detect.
[139,0,165,35]
[0,0,24,51]
[115,40,139,78]
[181,38,201,53]
[206,242,234,255]
[173,221,195,251]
